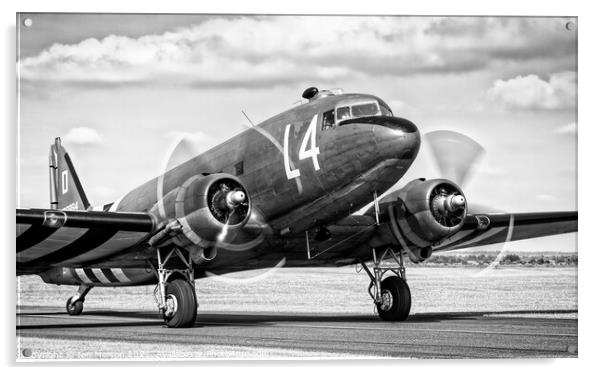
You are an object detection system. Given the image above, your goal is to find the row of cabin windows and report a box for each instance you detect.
[321,102,392,131]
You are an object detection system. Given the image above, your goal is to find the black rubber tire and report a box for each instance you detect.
[66,297,84,316]
[164,279,197,328]
[376,276,411,321]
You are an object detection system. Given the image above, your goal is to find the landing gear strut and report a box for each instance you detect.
[65,284,92,315]
[360,247,411,321]
[152,247,198,328]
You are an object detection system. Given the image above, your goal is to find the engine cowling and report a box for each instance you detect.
[386,178,467,261]
[150,173,251,262]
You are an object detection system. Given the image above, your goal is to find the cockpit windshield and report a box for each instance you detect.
[352,102,379,117]
[321,98,394,131]
[336,107,351,122]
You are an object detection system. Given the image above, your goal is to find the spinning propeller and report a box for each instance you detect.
[161,132,269,259]
[423,129,513,275]
[424,130,485,187]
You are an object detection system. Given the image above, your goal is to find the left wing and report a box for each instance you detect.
[17,208,156,273]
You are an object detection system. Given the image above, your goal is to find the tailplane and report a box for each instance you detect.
[49,137,90,210]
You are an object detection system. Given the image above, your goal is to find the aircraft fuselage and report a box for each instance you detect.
[118,93,420,233]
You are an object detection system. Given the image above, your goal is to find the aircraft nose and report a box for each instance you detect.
[371,116,421,162]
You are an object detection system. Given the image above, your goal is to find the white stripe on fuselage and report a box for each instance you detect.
[110,268,131,283]
[108,197,123,212]
[92,268,110,283]
[74,268,92,284]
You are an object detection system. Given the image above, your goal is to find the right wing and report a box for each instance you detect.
[432,211,577,251]
[17,208,156,273]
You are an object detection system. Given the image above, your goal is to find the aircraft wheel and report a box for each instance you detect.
[376,276,411,321]
[66,297,84,315]
[164,278,197,328]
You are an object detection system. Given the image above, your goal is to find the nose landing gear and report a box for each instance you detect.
[360,247,411,321]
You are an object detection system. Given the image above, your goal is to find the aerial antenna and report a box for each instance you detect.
[241,110,255,128]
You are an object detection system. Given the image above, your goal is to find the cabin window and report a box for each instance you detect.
[352,102,380,117]
[321,109,335,130]
[336,107,351,122]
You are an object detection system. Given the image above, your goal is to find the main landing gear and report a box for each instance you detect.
[65,284,92,315]
[360,247,411,321]
[152,247,198,328]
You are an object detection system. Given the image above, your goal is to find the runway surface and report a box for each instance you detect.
[17,305,578,359]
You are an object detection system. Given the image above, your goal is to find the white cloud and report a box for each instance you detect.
[486,71,576,110]
[63,127,103,145]
[554,122,577,135]
[19,17,576,90]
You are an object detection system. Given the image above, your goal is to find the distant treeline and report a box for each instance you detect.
[410,253,578,267]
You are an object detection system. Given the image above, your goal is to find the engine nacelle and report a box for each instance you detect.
[150,173,251,262]
[386,178,467,261]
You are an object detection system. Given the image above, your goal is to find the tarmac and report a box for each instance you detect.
[16,305,578,359]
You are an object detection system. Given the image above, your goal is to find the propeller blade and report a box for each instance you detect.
[166,137,204,170]
[424,130,485,186]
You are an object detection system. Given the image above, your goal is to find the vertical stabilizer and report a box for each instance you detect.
[49,137,90,210]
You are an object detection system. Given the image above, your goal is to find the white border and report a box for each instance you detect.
[3,0,598,373]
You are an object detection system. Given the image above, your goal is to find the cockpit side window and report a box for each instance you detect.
[336,107,351,122]
[321,109,335,130]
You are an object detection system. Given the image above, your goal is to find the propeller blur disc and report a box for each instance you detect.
[424,130,485,186]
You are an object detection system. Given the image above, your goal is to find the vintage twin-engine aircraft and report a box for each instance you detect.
[16,87,577,328]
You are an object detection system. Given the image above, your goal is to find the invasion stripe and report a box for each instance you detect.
[435,228,495,250]
[111,268,131,283]
[108,197,123,212]
[447,227,507,250]
[101,268,120,283]
[83,268,100,283]
[16,225,59,253]
[71,268,82,283]
[433,229,474,250]
[75,268,92,284]
[17,227,119,268]
[17,227,89,261]
[17,223,32,236]
[92,268,111,284]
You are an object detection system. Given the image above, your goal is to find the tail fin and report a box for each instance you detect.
[49,137,90,210]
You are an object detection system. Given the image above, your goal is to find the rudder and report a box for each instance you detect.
[49,137,90,210]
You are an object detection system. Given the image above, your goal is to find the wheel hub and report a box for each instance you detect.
[164,294,178,317]
[380,290,393,311]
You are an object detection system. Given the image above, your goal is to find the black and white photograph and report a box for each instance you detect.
[14,11,578,361]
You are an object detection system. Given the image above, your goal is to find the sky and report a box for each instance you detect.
[16,14,577,252]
